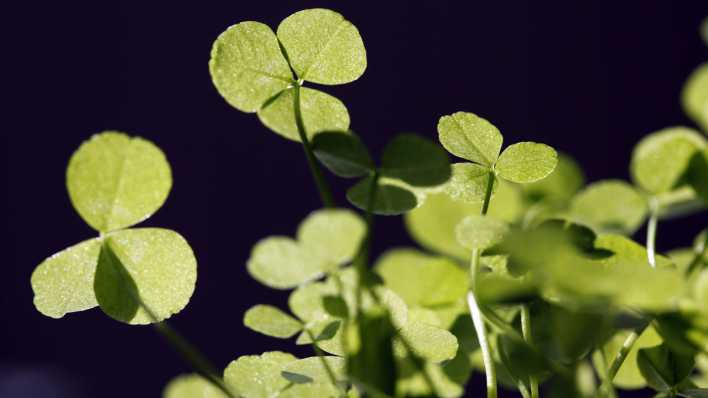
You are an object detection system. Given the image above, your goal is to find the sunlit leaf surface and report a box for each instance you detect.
[438,112,503,166]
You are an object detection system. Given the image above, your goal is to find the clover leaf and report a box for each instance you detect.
[282,356,346,384]
[455,215,509,250]
[570,180,648,235]
[163,374,228,398]
[379,134,451,186]
[312,132,374,178]
[593,327,663,389]
[495,142,558,184]
[682,63,708,133]
[223,351,297,398]
[638,344,695,392]
[243,305,303,339]
[247,209,365,289]
[522,152,585,204]
[443,163,498,203]
[438,112,503,166]
[346,176,418,215]
[66,131,171,232]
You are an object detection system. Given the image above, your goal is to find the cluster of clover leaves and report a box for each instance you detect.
[30,8,708,398]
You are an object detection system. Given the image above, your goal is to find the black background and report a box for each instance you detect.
[4,1,708,397]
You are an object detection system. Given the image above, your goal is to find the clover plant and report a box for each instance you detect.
[31,8,708,398]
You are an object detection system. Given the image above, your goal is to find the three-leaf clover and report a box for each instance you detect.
[312,131,451,215]
[31,132,197,324]
[209,9,366,141]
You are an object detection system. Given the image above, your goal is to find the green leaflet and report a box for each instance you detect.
[688,147,708,203]
[277,9,366,85]
[257,87,350,142]
[443,163,497,203]
[31,238,101,318]
[495,142,558,184]
[223,351,297,398]
[637,344,695,392]
[523,152,585,204]
[243,305,303,338]
[570,180,648,235]
[312,131,374,178]
[94,228,197,325]
[437,111,503,166]
[247,209,365,289]
[593,327,662,390]
[682,63,708,133]
[455,215,508,250]
[346,176,417,215]
[282,356,346,384]
[208,21,292,113]
[398,318,459,363]
[630,127,707,194]
[379,134,451,187]
[66,132,172,232]
[278,383,341,397]
[163,374,228,398]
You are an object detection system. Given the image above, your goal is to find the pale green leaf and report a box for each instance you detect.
[522,152,584,203]
[570,180,648,234]
[289,281,333,323]
[346,176,417,215]
[443,163,497,203]
[209,21,292,113]
[247,237,325,289]
[455,215,508,250]
[399,319,459,363]
[595,234,672,268]
[682,63,708,132]
[593,327,662,390]
[495,142,558,184]
[277,9,366,85]
[296,319,345,356]
[688,147,708,203]
[630,127,706,194]
[374,249,468,307]
[94,228,197,324]
[223,351,297,398]
[257,87,350,142]
[163,374,228,398]
[278,383,340,398]
[31,238,101,318]
[282,356,346,384]
[380,134,451,187]
[67,132,172,232]
[437,111,503,166]
[243,304,303,338]
[312,131,374,178]
[297,208,366,266]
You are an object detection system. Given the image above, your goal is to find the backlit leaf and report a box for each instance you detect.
[399,319,459,363]
[593,327,662,390]
[312,131,374,178]
[278,383,340,398]
[443,163,497,203]
[630,127,706,194]
[297,208,366,266]
[257,87,350,142]
[346,176,417,215]
[277,9,366,85]
[31,238,101,318]
[282,356,346,384]
[380,134,451,187]
[682,63,708,132]
[223,351,297,398]
[244,304,303,338]
[455,215,508,250]
[495,142,558,184]
[163,374,228,398]
[247,237,320,289]
[637,344,695,391]
[523,152,585,203]
[209,21,292,113]
[94,228,197,324]
[437,112,503,166]
[570,180,648,234]
[67,132,172,232]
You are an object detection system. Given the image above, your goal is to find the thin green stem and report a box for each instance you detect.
[481,170,495,215]
[305,329,346,397]
[293,83,335,208]
[469,249,497,398]
[605,328,642,382]
[521,305,539,398]
[685,232,708,276]
[646,197,659,268]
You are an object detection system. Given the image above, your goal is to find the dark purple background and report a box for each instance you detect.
[5,1,708,397]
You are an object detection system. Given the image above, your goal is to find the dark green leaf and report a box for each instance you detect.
[347,307,397,396]
[380,134,451,187]
[346,177,417,215]
[312,131,374,178]
[637,344,695,391]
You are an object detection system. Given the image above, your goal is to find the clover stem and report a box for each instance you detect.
[646,197,659,268]
[305,329,346,396]
[467,274,497,398]
[520,305,539,398]
[598,323,648,397]
[292,83,335,208]
[481,170,495,215]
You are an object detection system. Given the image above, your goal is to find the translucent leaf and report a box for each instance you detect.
[495,142,558,184]
[437,112,503,166]
[456,215,508,250]
[67,132,172,232]
[247,237,322,289]
[630,127,706,194]
[374,249,468,307]
[637,344,695,391]
[277,9,366,85]
[209,21,292,113]
[282,356,346,384]
[570,180,647,235]
[296,319,345,356]
[593,327,662,390]
[682,63,708,132]
[94,228,197,324]
[278,383,340,398]
[297,208,366,266]
[31,238,101,318]
[399,319,459,363]
[595,234,673,269]
[346,176,417,215]
[380,134,451,187]
[257,87,350,142]
[523,152,585,204]
[289,282,333,323]
[312,131,374,178]
[443,163,497,203]
[243,304,303,338]
[163,374,228,398]
[223,351,297,398]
